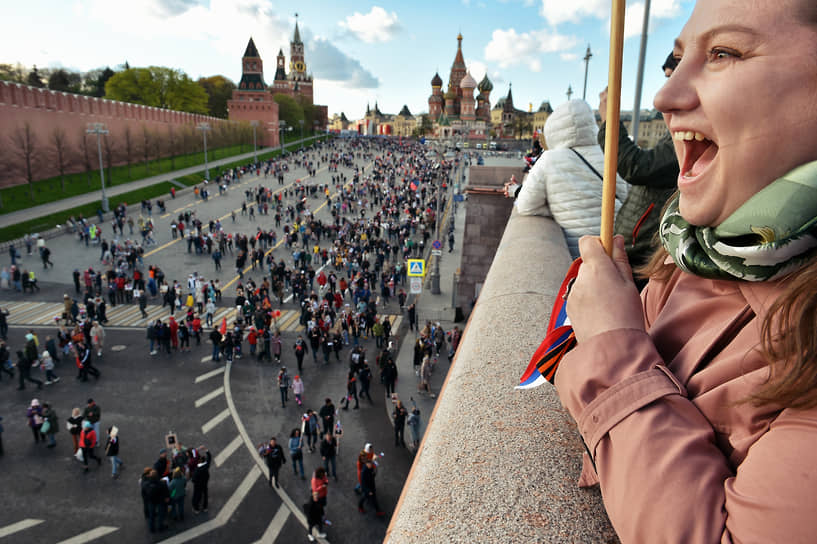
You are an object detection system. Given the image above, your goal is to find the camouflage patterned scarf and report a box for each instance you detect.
[660,160,817,281]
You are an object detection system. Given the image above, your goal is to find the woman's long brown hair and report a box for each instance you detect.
[639,245,817,410]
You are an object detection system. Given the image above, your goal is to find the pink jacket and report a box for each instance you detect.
[555,268,817,543]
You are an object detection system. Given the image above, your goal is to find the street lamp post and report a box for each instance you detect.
[250,121,259,165]
[86,123,110,213]
[279,120,287,155]
[299,119,304,150]
[582,44,593,100]
[196,122,211,180]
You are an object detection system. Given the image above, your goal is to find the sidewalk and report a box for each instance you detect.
[391,165,469,451]
[0,134,323,229]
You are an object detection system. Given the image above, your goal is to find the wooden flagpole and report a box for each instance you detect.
[600,0,627,255]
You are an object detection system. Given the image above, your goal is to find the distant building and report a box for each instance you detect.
[227,18,328,146]
[270,19,313,105]
[491,84,535,140]
[328,112,351,132]
[428,34,492,141]
[594,109,669,149]
[227,38,280,148]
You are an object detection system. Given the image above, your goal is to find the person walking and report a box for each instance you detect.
[41,350,59,385]
[277,367,290,408]
[17,350,43,390]
[358,362,373,404]
[311,466,329,507]
[41,402,58,448]
[304,409,320,453]
[91,321,105,358]
[305,491,327,542]
[392,400,408,447]
[209,328,222,362]
[357,458,384,516]
[169,467,187,521]
[104,425,123,479]
[83,399,101,446]
[342,371,359,410]
[320,432,338,481]
[407,401,422,450]
[27,398,44,443]
[292,375,304,406]
[319,398,335,436]
[191,446,211,514]
[76,341,100,381]
[67,407,83,453]
[148,469,170,532]
[79,420,102,472]
[262,437,286,488]
[289,428,305,480]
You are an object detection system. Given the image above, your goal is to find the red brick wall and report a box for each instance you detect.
[0,80,237,186]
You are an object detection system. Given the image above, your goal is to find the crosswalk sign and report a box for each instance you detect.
[407,259,425,277]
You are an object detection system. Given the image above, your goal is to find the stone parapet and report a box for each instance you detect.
[386,209,618,543]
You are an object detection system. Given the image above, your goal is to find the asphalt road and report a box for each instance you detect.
[0,139,417,544]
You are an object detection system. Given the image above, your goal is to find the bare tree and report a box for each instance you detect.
[8,122,40,200]
[142,125,152,175]
[50,126,74,192]
[166,126,178,170]
[123,126,134,179]
[79,129,94,187]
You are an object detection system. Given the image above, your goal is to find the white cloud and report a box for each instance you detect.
[609,0,684,40]
[309,38,380,88]
[540,0,608,26]
[560,52,578,61]
[484,27,578,71]
[542,0,682,30]
[338,6,401,43]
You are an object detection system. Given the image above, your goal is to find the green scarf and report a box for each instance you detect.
[660,160,817,281]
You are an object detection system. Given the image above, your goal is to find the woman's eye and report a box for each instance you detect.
[710,48,740,61]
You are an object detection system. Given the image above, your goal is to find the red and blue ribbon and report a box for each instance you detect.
[516,259,581,389]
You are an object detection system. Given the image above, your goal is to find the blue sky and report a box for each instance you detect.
[2,0,695,120]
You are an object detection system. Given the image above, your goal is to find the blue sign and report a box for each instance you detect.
[432,240,442,250]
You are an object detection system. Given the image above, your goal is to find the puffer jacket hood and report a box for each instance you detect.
[545,100,598,150]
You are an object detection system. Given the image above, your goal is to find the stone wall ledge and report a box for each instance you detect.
[387,208,617,543]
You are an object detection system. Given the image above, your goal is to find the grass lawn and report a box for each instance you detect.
[0,133,331,244]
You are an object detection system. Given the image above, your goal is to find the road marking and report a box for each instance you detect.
[278,309,300,331]
[201,408,230,434]
[55,526,119,544]
[200,355,213,364]
[194,367,223,383]
[214,435,243,467]
[156,465,261,544]
[252,505,290,544]
[143,237,180,258]
[194,386,224,408]
[222,363,317,536]
[0,519,44,538]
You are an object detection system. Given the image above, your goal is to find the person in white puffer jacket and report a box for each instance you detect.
[512,99,628,258]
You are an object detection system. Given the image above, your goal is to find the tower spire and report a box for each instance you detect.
[293,13,302,44]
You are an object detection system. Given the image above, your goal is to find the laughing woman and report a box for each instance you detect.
[554,1,817,542]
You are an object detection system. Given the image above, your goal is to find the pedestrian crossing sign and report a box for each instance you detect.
[407,259,425,277]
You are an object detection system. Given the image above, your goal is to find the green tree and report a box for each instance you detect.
[197,75,235,118]
[27,66,44,88]
[83,67,115,97]
[105,66,208,114]
[273,93,304,131]
[0,63,26,83]
[48,69,83,93]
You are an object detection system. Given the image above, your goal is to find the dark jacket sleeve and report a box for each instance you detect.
[598,121,679,188]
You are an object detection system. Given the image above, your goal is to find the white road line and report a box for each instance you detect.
[200,355,212,363]
[194,386,224,408]
[193,367,224,384]
[222,363,321,539]
[252,505,290,544]
[201,408,230,434]
[214,435,243,467]
[0,519,44,538]
[156,465,261,544]
[55,526,119,544]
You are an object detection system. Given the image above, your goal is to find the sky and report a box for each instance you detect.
[2,0,695,121]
